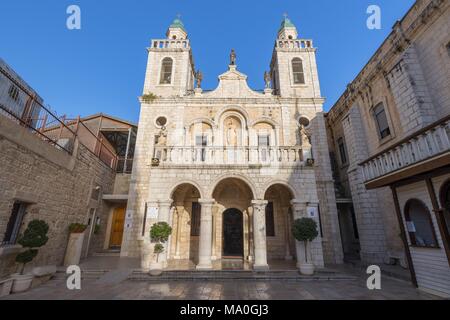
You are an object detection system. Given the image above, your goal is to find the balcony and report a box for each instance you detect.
[275,39,314,49]
[360,116,450,188]
[150,39,190,50]
[153,146,310,167]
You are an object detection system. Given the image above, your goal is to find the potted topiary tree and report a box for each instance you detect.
[64,223,87,266]
[292,217,318,275]
[12,220,49,293]
[149,222,172,276]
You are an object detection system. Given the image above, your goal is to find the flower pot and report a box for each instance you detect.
[11,273,34,293]
[299,263,315,276]
[149,262,163,276]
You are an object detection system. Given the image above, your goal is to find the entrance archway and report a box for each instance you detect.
[170,183,201,268]
[211,177,255,266]
[222,208,244,257]
[264,183,296,268]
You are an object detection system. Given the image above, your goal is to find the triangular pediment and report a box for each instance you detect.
[202,65,263,98]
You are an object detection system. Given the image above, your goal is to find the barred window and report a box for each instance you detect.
[2,202,27,245]
[292,58,305,84]
[160,57,173,84]
[190,202,201,236]
[373,103,391,139]
[8,85,19,101]
[265,202,275,237]
[337,137,348,165]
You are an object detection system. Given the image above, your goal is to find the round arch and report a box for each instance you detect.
[249,117,279,128]
[215,105,250,127]
[168,180,205,200]
[208,173,258,199]
[262,180,298,199]
[186,117,216,129]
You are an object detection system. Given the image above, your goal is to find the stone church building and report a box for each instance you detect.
[121,17,344,270]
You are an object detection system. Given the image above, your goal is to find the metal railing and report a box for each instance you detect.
[0,66,118,170]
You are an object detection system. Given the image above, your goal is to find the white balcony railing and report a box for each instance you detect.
[276,39,313,49]
[360,117,450,182]
[151,39,190,50]
[153,146,310,166]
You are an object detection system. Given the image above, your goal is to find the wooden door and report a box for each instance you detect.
[110,207,126,248]
[223,208,244,257]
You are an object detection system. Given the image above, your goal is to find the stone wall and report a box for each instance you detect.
[326,0,449,265]
[0,116,115,277]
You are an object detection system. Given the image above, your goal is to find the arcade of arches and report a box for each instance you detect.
[163,179,304,270]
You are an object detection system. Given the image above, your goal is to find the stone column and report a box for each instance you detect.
[291,200,307,267]
[283,206,293,260]
[158,199,173,268]
[252,200,269,271]
[197,199,215,270]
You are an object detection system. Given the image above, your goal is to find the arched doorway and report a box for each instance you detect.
[211,177,255,268]
[170,183,202,269]
[223,208,244,257]
[264,183,296,269]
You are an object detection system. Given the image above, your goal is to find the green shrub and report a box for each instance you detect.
[150,222,172,262]
[16,220,49,274]
[150,222,172,244]
[292,218,318,263]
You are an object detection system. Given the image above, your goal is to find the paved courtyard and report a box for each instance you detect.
[2,272,441,300]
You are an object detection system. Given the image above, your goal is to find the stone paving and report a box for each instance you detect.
[2,271,441,300]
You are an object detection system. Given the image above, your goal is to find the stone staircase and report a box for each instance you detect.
[128,269,357,282]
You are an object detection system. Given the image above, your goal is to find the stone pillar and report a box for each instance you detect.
[197,199,215,270]
[283,206,293,260]
[158,200,173,268]
[291,200,307,267]
[252,200,269,270]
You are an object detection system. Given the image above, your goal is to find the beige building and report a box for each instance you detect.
[121,17,344,271]
[327,0,450,297]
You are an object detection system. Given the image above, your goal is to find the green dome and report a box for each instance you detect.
[279,17,296,31]
[169,18,186,32]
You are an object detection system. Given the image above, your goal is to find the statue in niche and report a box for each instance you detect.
[226,119,238,146]
[264,71,271,89]
[230,49,236,65]
[195,69,203,89]
[299,124,311,147]
[156,126,168,146]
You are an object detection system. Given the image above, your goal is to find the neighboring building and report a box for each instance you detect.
[0,61,137,277]
[327,0,450,297]
[0,58,43,128]
[122,17,344,271]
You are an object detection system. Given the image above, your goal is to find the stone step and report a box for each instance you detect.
[128,270,357,281]
[53,269,109,280]
[92,250,121,257]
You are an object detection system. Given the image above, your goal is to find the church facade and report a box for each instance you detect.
[120,17,344,270]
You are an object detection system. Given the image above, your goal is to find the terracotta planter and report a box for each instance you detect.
[11,273,34,293]
[299,263,315,276]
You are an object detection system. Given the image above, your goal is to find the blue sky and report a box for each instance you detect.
[0,0,415,123]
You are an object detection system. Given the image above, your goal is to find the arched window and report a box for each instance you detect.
[439,180,450,244]
[160,57,173,84]
[404,199,438,248]
[292,58,305,84]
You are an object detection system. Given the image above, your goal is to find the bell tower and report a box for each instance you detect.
[143,17,195,97]
[270,16,322,99]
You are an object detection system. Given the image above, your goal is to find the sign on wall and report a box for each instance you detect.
[307,206,318,218]
[148,207,159,219]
